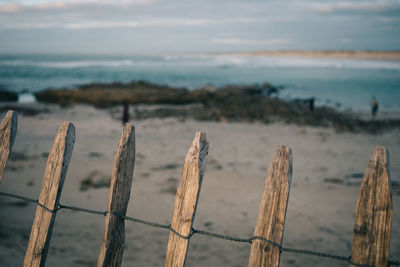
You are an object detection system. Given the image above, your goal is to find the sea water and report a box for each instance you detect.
[1,54,399,111]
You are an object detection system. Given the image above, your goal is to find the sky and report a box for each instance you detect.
[0,0,399,54]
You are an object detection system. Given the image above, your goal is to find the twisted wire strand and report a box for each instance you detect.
[0,191,55,213]
[1,191,399,266]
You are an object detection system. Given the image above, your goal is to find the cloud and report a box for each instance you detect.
[1,22,61,29]
[0,3,21,12]
[65,19,211,29]
[221,17,297,24]
[377,16,400,23]
[341,38,353,44]
[212,38,289,45]
[0,0,154,13]
[1,18,212,30]
[0,15,292,30]
[311,1,400,15]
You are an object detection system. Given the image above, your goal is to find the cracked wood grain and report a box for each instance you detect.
[24,122,75,267]
[0,110,17,183]
[97,123,135,267]
[351,146,392,267]
[248,145,292,267]
[164,132,208,267]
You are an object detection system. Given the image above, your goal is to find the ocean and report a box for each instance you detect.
[1,54,400,112]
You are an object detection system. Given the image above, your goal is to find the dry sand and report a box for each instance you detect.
[0,104,399,267]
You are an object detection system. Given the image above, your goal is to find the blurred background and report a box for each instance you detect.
[1,1,400,267]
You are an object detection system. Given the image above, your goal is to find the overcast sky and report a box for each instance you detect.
[0,0,399,54]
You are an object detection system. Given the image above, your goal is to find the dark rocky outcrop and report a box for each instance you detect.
[35,81,192,107]
[34,81,400,133]
[0,90,18,102]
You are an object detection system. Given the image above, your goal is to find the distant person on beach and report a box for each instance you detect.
[122,102,129,125]
[309,97,315,112]
[370,97,378,118]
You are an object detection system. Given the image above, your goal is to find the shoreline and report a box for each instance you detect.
[3,101,400,120]
[31,81,400,133]
[2,80,400,133]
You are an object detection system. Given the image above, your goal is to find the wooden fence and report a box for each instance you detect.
[0,110,394,267]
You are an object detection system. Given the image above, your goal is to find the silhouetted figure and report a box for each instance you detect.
[122,102,129,125]
[309,97,315,112]
[370,97,378,118]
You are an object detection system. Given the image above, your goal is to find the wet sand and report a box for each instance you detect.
[0,104,399,267]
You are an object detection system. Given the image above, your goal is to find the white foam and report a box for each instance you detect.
[18,93,36,103]
[209,55,400,70]
[2,56,400,70]
[159,54,400,70]
[0,59,135,68]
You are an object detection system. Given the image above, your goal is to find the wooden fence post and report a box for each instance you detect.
[0,110,18,183]
[164,132,208,267]
[97,123,135,267]
[24,122,75,267]
[351,146,392,267]
[248,145,292,267]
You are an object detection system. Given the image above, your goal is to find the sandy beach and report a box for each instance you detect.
[229,50,400,61]
[2,0,400,264]
[0,103,399,267]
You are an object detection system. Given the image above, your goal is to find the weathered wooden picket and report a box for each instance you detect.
[0,110,394,267]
